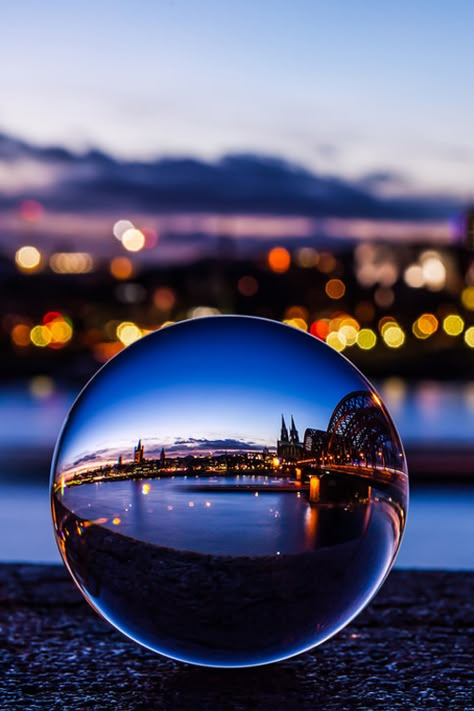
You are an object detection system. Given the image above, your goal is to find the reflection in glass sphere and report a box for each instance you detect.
[51,316,408,667]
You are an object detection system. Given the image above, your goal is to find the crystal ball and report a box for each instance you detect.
[51,316,408,667]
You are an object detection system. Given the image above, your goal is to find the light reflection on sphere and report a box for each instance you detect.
[51,316,408,667]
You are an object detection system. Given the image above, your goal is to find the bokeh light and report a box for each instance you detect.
[10,323,31,347]
[464,326,474,348]
[237,276,259,297]
[268,247,290,273]
[110,256,134,280]
[153,287,176,311]
[15,246,42,272]
[116,321,143,346]
[357,328,377,350]
[122,228,146,252]
[50,252,94,274]
[412,313,438,340]
[325,279,346,300]
[382,325,405,349]
[442,314,464,336]
[461,286,474,310]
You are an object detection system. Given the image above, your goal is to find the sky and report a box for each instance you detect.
[54,317,371,473]
[2,0,474,198]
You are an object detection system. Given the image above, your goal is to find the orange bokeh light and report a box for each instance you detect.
[268,247,290,273]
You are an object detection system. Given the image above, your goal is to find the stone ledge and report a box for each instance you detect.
[1,565,473,710]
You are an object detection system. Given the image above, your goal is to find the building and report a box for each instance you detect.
[134,439,145,464]
[277,415,304,460]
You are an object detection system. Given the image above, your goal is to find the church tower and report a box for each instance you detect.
[280,415,289,443]
[134,439,144,463]
[290,416,300,445]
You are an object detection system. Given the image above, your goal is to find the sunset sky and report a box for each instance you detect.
[2,1,473,197]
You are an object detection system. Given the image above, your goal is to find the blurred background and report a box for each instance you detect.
[1,1,473,568]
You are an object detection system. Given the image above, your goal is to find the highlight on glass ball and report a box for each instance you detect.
[51,316,408,667]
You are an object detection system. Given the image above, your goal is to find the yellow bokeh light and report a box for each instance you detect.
[379,317,398,336]
[268,247,290,273]
[325,278,346,300]
[326,331,346,351]
[383,325,405,348]
[464,326,474,348]
[122,228,145,252]
[443,314,464,336]
[338,324,358,346]
[461,286,474,310]
[412,313,438,339]
[49,318,73,343]
[357,328,377,350]
[283,317,308,331]
[116,321,142,346]
[112,517,121,525]
[30,325,52,347]
[15,246,41,271]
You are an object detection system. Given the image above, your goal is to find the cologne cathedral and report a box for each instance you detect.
[277,415,304,460]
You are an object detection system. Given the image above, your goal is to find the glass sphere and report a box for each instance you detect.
[51,316,408,667]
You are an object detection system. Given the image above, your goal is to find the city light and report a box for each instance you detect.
[49,252,94,274]
[237,275,259,296]
[403,264,424,288]
[268,247,290,273]
[189,306,221,318]
[382,325,405,348]
[442,314,464,336]
[357,328,377,350]
[464,326,474,348]
[310,319,330,340]
[412,313,438,339]
[461,286,474,310]
[10,324,31,347]
[153,287,176,311]
[113,219,134,241]
[110,256,134,280]
[116,321,142,346]
[325,279,346,299]
[30,325,52,347]
[122,228,145,252]
[29,375,55,399]
[420,251,446,291]
[15,246,42,272]
[295,247,319,268]
[326,331,346,352]
[283,317,308,331]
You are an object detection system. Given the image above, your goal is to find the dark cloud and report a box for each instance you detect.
[169,437,263,453]
[0,131,462,220]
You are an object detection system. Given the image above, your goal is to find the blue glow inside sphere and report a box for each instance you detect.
[51,316,408,667]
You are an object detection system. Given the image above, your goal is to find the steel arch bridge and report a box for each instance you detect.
[324,390,403,470]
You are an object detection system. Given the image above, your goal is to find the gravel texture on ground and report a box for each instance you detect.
[0,564,473,710]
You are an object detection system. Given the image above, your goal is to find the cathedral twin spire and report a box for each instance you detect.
[280,414,300,445]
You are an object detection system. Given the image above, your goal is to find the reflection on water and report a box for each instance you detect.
[57,475,384,556]
[53,474,402,667]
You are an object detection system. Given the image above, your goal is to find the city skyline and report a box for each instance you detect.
[54,318,370,474]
